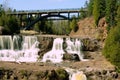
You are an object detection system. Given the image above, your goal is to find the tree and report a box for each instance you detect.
[93,0,100,25]
[79,7,87,19]
[45,20,53,34]
[102,5,120,67]
[70,16,78,32]
[116,2,120,26]
[105,0,117,31]
[5,16,20,34]
[87,0,94,16]
[93,0,106,26]
[0,6,20,34]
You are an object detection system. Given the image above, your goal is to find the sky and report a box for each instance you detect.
[0,0,88,10]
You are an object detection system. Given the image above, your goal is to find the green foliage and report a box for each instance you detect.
[93,0,106,26]
[45,20,53,34]
[105,0,117,31]
[55,68,69,80]
[87,0,94,16]
[5,16,20,34]
[51,20,70,35]
[103,26,120,66]
[70,16,78,32]
[0,5,20,34]
[117,5,120,26]
[0,4,5,17]
[34,19,70,35]
[34,21,41,32]
[103,5,120,67]
[93,0,100,25]
[79,7,87,19]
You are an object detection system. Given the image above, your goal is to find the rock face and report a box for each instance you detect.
[70,17,107,41]
[0,67,69,80]
[85,68,119,80]
[0,65,119,80]
[37,36,54,58]
[63,53,80,61]
[81,38,99,51]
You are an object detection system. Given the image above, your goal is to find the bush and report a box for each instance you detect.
[5,16,20,34]
[102,25,120,67]
[0,7,20,35]
[55,68,69,80]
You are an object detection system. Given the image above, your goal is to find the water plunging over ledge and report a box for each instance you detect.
[0,35,40,62]
[0,35,88,80]
[41,37,87,63]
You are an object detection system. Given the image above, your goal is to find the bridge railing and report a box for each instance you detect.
[17,8,80,12]
[8,8,84,14]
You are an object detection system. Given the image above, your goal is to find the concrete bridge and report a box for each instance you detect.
[8,8,87,30]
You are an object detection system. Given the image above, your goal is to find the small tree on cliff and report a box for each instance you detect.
[103,5,120,67]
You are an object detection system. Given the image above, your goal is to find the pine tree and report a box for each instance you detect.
[103,5,120,67]
[105,0,117,31]
[93,0,100,25]
[117,4,120,26]
[87,0,94,16]
[93,0,106,26]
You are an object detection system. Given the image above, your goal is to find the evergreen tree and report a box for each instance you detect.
[79,7,87,19]
[70,16,78,32]
[93,0,100,25]
[93,0,106,26]
[116,2,120,26]
[87,0,94,16]
[0,6,20,34]
[0,4,5,16]
[105,0,117,31]
[103,5,120,67]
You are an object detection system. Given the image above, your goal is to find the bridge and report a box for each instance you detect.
[8,8,87,30]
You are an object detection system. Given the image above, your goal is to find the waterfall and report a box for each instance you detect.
[22,36,38,50]
[0,36,13,50]
[41,38,65,63]
[19,36,40,62]
[0,35,40,62]
[65,38,84,61]
[13,35,22,50]
[65,67,87,80]
[41,37,86,63]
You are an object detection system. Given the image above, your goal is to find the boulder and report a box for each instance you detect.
[0,26,4,35]
[81,38,99,51]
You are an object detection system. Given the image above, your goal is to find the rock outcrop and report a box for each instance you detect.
[70,17,107,41]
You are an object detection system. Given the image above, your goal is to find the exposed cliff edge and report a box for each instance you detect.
[70,17,107,41]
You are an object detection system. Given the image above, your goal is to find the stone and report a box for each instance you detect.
[81,38,99,51]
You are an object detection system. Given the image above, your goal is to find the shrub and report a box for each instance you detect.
[102,25,120,67]
[55,68,69,80]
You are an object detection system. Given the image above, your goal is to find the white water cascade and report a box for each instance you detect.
[41,38,65,63]
[65,67,87,80]
[0,35,40,62]
[42,37,86,63]
[65,38,87,61]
